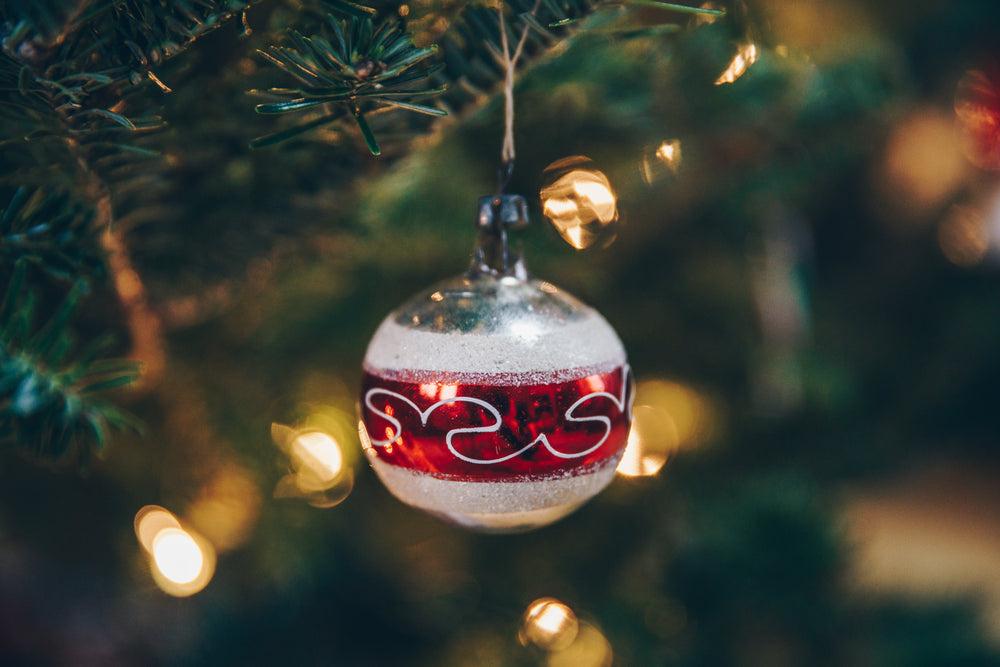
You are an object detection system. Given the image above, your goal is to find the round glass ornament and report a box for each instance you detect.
[360,195,632,532]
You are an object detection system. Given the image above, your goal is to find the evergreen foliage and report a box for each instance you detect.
[252,14,446,153]
[0,262,141,464]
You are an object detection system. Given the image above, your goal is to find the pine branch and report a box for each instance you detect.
[0,1,266,454]
[1,0,260,87]
[251,0,721,154]
[0,262,142,465]
[0,186,107,283]
[252,13,447,155]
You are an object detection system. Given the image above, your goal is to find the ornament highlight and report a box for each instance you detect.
[360,195,632,532]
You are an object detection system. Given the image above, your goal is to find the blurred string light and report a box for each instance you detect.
[271,407,357,508]
[617,378,716,477]
[540,156,619,249]
[518,598,613,667]
[715,42,758,85]
[545,623,613,667]
[617,405,677,477]
[134,506,216,597]
[874,108,969,225]
[519,598,579,651]
[640,139,682,184]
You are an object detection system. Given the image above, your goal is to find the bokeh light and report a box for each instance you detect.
[152,528,204,585]
[640,139,682,184]
[291,430,344,489]
[134,505,180,550]
[135,506,216,597]
[874,108,969,224]
[545,622,613,667]
[519,598,579,651]
[540,157,619,249]
[272,414,356,508]
[715,42,758,85]
[617,378,715,477]
[617,405,678,477]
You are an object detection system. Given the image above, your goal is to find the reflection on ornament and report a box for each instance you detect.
[540,157,619,249]
[134,505,216,597]
[519,598,579,651]
[364,365,631,465]
[360,195,632,532]
[956,66,1000,170]
[715,42,757,85]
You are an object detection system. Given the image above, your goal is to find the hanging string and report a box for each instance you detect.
[497,0,539,193]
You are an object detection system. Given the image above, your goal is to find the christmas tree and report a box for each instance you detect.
[2,0,1000,664]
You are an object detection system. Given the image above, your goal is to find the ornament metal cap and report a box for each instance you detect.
[476,194,529,230]
[472,194,529,279]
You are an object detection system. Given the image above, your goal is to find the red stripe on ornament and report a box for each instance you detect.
[360,365,633,479]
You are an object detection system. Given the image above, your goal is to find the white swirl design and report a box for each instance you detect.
[363,365,633,465]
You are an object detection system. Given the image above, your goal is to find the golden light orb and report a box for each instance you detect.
[519,598,580,651]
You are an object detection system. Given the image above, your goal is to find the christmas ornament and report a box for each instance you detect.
[360,195,633,532]
[956,62,1000,170]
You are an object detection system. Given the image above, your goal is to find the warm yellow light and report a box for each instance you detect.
[135,506,215,597]
[715,43,758,85]
[292,431,344,486]
[633,379,714,451]
[153,528,204,585]
[135,505,180,552]
[546,622,613,667]
[540,164,619,250]
[520,598,579,651]
[273,419,356,508]
[642,140,683,183]
[572,180,616,220]
[876,109,969,223]
[617,405,678,477]
[655,140,681,169]
[359,420,374,454]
